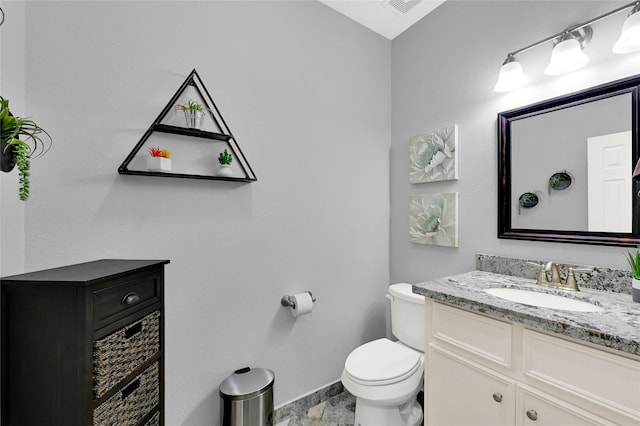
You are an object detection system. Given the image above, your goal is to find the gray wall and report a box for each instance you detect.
[0,1,26,276]
[391,0,639,284]
[2,2,391,424]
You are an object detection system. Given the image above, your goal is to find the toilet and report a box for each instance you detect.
[341,283,425,426]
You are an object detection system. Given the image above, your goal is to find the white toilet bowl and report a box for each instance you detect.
[341,338,424,426]
[342,284,426,426]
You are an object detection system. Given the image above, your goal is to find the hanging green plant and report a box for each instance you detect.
[0,97,52,201]
[548,170,572,194]
[518,191,540,214]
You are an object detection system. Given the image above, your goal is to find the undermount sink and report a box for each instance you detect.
[484,287,604,312]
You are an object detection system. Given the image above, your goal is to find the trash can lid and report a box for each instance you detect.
[219,367,275,400]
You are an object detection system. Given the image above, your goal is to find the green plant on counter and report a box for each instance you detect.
[218,149,233,165]
[0,96,52,201]
[627,248,640,280]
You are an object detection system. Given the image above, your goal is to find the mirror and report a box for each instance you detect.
[498,74,640,247]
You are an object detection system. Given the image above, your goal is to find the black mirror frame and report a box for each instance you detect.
[498,74,640,247]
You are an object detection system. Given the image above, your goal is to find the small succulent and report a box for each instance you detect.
[148,147,171,158]
[175,100,208,112]
[218,149,233,165]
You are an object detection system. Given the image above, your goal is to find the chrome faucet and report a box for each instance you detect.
[545,261,562,285]
[526,261,592,291]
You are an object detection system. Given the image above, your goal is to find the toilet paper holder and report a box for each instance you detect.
[281,291,316,309]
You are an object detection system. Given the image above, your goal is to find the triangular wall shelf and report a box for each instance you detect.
[118,69,257,182]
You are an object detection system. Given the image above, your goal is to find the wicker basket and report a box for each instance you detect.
[93,362,159,426]
[93,310,160,398]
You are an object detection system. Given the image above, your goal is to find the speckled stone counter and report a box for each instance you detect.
[413,270,640,357]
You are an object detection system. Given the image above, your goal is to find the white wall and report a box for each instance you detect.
[391,0,640,284]
[13,1,391,424]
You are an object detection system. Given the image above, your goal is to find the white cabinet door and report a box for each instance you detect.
[427,346,515,426]
[517,385,617,426]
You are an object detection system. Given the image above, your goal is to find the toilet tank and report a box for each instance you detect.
[388,283,425,351]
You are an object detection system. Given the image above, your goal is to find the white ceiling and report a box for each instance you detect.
[318,0,446,40]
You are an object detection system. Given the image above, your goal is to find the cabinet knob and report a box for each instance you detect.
[122,292,140,306]
[526,409,538,421]
[492,392,503,403]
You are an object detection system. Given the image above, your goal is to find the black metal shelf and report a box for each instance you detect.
[118,69,257,182]
[118,169,255,182]
[152,124,232,142]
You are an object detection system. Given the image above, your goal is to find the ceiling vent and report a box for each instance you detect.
[382,0,422,15]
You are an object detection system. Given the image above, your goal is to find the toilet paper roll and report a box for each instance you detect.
[290,292,314,318]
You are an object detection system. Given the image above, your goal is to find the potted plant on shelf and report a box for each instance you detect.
[217,148,233,177]
[175,100,208,130]
[626,248,640,303]
[147,147,172,172]
[0,96,52,201]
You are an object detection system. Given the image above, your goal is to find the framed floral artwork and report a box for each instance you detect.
[409,125,458,183]
[410,192,459,247]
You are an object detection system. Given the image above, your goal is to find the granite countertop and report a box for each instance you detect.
[413,270,640,357]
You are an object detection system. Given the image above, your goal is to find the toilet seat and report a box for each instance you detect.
[344,338,422,386]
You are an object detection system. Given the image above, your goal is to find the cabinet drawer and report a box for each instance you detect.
[523,329,640,416]
[517,384,616,426]
[93,311,160,399]
[93,361,159,426]
[430,302,513,369]
[93,272,161,329]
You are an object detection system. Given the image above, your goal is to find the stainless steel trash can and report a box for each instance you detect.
[220,367,275,426]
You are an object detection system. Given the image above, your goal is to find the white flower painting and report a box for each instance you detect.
[409,125,458,183]
[409,193,459,247]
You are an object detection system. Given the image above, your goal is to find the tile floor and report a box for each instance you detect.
[275,390,424,426]
[274,391,356,426]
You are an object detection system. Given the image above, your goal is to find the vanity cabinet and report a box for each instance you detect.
[425,300,640,426]
[1,259,169,426]
[429,346,515,425]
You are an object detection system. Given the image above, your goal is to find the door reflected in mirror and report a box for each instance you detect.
[587,131,632,233]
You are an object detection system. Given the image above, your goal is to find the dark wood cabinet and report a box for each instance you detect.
[1,259,169,426]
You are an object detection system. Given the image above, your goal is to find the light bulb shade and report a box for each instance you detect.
[613,9,640,54]
[544,38,589,75]
[494,59,529,92]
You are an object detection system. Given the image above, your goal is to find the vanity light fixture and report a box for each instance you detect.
[495,1,640,92]
[494,55,529,92]
[614,2,640,53]
[544,27,591,76]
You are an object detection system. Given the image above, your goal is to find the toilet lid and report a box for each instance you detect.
[345,338,422,384]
